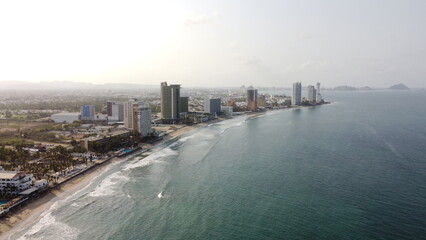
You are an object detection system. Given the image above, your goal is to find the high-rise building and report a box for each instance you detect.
[316,82,322,103]
[136,105,152,137]
[80,105,95,120]
[240,85,246,95]
[124,99,143,130]
[107,101,124,121]
[204,98,221,113]
[307,85,316,103]
[161,82,181,123]
[247,89,258,111]
[292,82,302,106]
[180,97,189,113]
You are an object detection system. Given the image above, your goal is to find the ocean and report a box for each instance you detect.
[8,90,426,240]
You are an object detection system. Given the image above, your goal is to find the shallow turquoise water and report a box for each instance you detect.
[10,90,426,240]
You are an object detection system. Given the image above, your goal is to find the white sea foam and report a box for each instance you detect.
[88,171,129,197]
[178,135,193,142]
[215,118,246,134]
[70,203,79,207]
[122,147,177,171]
[17,212,79,240]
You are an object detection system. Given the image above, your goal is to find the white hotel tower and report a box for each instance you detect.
[316,82,322,103]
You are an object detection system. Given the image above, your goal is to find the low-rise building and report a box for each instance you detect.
[34,179,48,189]
[51,112,81,123]
[79,130,131,151]
[221,106,233,116]
[204,98,221,113]
[0,167,34,196]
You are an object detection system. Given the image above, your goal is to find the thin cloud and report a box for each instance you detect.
[237,55,266,71]
[185,12,220,26]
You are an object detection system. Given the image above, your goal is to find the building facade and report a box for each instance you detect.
[316,82,322,103]
[80,130,131,151]
[0,167,34,196]
[107,101,124,121]
[292,82,302,106]
[306,85,316,103]
[180,97,189,113]
[124,99,144,130]
[161,82,181,123]
[80,105,95,120]
[136,105,152,137]
[204,98,221,113]
[247,89,258,111]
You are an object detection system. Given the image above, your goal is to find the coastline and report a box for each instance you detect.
[0,157,123,239]
[0,125,197,239]
[0,103,328,238]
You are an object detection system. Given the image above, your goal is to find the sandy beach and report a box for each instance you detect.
[0,156,125,240]
[0,124,198,239]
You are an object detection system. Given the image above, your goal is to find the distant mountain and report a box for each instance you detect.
[389,83,409,90]
[0,81,157,90]
[97,83,157,89]
[358,86,373,91]
[0,80,94,90]
[333,85,357,91]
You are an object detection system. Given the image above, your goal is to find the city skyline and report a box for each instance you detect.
[1,1,426,88]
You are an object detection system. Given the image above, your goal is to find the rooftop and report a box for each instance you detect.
[52,112,81,116]
[0,171,25,179]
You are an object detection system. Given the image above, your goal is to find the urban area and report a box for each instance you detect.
[0,82,326,216]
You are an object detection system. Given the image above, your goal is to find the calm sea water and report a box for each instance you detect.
[9,90,426,240]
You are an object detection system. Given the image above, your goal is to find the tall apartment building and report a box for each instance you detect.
[161,82,181,123]
[292,82,302,106]
[204,98,221,113]
[247,89,258,111]
[107,101,124,121]
[80,105,95,120]
[136,105,152,137]
[124,99,144,130]
[307,85,316,103]
[316,82,322,103]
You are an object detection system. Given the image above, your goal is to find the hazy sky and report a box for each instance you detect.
[1,0,425,88]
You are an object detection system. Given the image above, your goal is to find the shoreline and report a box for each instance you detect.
[0,156,124,239]
[0,125,197,239]
[0,103,328,238]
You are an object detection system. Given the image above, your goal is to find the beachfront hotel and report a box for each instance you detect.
[0,167,34,196]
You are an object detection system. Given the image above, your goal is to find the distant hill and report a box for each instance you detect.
[358,86,373,91]
[333,85,357,91]
[0,81,157,90]
[389,83,409,90]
